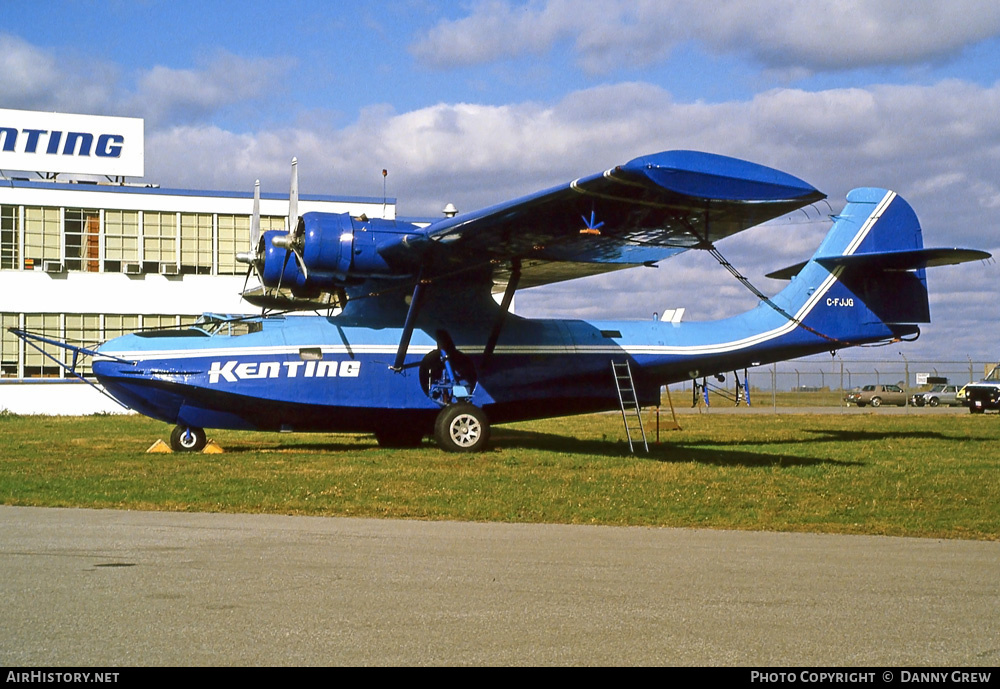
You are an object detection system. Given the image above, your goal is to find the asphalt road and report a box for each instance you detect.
[2,505,997,666]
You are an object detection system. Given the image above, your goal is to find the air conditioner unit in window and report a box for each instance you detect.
[160,264,180,276]
[43,261,65,273]
[124,263,142,275]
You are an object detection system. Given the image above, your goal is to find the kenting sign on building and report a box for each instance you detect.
[0,108,144,177]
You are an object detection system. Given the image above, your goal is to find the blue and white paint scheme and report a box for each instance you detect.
[72,151,987,451]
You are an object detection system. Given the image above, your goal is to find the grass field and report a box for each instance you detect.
[1,410,997,540]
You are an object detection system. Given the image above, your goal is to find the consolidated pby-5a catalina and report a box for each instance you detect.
[14,150,989,452]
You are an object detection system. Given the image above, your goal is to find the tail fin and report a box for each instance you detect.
[766,188,988,343]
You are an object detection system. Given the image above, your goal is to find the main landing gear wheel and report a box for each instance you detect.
[434,403,489,453]
[170,425,207,452]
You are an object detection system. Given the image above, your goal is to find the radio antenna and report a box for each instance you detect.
[382,168,388,218]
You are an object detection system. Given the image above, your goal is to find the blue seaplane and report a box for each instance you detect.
[14,151,989,451]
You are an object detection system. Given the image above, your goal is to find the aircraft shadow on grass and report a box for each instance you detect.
[678,428,955,448]
[496,423,1000,462]
[802,428,956,443]
[204,427,965,468]
[486,428,861,468]
[212,438,375,454]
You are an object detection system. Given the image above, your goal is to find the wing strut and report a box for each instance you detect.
[390,269,429,372]
[482,259,521,369]
[690,210,847,347]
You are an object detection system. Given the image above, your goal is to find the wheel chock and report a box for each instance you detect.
[146,439,173,453]
[202,440,224,454]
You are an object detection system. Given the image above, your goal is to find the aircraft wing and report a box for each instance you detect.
[420,150,825,289]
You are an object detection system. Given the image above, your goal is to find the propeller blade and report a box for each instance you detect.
[288,157,298,235]
[293,247,308,280]
[241,263,252,295]
[276,248,293,293]
[250,179,261,251]
[236,180,263,269]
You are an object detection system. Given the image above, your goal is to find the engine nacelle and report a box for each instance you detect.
[300,212,395,277]
[299,213,355,277]
[259,213,416,297]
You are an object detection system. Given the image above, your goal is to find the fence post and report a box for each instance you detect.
[772,363,777,413]
[900,351,910,409]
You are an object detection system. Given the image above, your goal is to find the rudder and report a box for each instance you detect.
[765,188,983,344]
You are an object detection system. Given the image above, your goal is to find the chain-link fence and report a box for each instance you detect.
[665,357,998,409]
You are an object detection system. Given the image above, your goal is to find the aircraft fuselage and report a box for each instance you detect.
[92,301,894,437]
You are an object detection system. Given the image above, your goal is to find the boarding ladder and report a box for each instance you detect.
[612,360,648,453]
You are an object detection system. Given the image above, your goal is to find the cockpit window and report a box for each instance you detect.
[192,315,263,336]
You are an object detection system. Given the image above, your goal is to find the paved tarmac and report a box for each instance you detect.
[2,505,997,666]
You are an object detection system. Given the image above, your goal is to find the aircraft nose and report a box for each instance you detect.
[92,360,185,424]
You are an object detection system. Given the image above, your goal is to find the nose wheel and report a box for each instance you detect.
[170,425,207,452]
[434,403,489,452]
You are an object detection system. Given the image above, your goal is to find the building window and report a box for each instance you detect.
[142,211,177,272]
[104,210,139,272]
[217,214,284,275]
[23,207,60,270]
[216,214,250,275]
[141,314,180,332]
[22,313,62,378]
[64,313,100,376]
[103,314,140,341]
[1,205,18,271]
[1,313,19,378]
[180,213,213,274]
[65,208,101,272]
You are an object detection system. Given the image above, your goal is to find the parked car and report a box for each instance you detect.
[965,365,1000,413]
[910,384,962,407]
[845,384,908,407]
[957,384,969,404]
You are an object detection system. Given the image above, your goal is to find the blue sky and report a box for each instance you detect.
[3,0,999,361]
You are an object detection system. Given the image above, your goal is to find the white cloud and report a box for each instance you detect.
[132,51,296,127]
[411,0,1000,75]
[0,33,119,114]
[0,35,294,128]
[409,0,577,68]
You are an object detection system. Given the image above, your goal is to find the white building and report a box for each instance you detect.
[0,108,393,414]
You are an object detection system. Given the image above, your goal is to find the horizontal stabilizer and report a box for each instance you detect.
[766,247,991,280]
